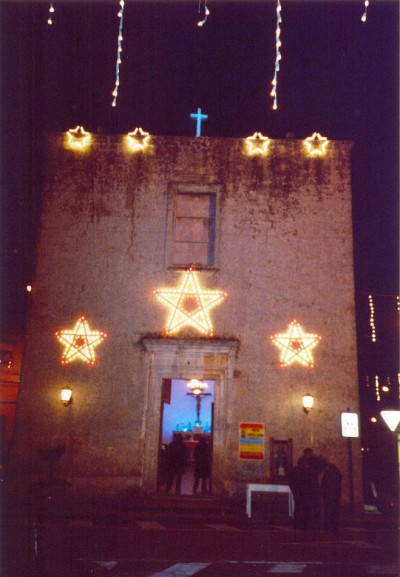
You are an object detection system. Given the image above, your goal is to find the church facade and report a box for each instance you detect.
[7,131,362,507]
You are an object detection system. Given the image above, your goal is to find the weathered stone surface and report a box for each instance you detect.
[7,134,361,507]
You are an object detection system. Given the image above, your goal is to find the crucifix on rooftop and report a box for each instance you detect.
[190,107,208,137]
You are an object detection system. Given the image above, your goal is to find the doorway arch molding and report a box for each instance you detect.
[141,338,239,494]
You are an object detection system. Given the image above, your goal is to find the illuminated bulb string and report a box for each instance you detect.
[375,375,380,401]
[47,2,55,25]
[270,0,282,111]
[398,373,400,399]
[197,0,210,27]
[397,295,400,311]
[361,0,370,23]
[368,294,376,342]
[112,0,125,108]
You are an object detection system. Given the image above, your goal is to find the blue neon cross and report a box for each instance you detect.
[190,108,208,137]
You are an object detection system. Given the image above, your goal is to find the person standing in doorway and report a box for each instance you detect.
[165,433,188,495]
[193,436,210,495]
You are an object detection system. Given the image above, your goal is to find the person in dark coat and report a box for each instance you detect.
[193,436,210,494]
[165,433,188,494]
[321,456,342,531]
[289,450,326,530]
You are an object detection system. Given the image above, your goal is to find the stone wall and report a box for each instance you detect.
[7,134,361,507]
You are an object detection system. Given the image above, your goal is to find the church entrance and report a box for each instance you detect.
[158,378,214,495]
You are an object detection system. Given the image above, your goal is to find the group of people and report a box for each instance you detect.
[161,433,211,495]
[289,448,342,531]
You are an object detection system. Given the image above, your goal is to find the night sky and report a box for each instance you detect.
[1,1,399,426]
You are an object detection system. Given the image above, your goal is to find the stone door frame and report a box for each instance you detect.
[141,338,238,494]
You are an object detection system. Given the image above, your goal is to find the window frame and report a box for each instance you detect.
[165,183,222,270]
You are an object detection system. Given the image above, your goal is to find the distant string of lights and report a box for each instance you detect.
[375,375,380,401]
[197,0,210,27]
[47,3,55,25]
[270,0,282,111]
[368,294,376,342]
[361,0,370,23]
[112,0,125,108]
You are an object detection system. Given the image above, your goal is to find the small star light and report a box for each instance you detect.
[154,268,227,336]
[67,126,91,149]
[245,132,270,155]
[270,0,282,111]
[271,320,321,368]
[127,127,150,151]
[56,316,107,365]
[112,0,125,108]
[304,132,328,156]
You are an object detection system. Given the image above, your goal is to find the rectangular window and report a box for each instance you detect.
[170,191,217,268]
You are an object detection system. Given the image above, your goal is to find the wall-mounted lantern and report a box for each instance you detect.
[302,394,314,414]
[61,387,72,407]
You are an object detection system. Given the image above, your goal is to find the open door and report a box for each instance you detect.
[157,379,214,495]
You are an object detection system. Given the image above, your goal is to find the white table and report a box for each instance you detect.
[246,483,294,518]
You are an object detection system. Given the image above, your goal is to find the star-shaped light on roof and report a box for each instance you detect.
[154,268,227,336]
[245,132,270,155]
[271,320,321,368]
[127,127,150,151]
[56,316,107,365]
[304,132,328,156]
[67,126,91,149]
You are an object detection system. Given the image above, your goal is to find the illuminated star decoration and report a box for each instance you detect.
[127,127,150,151]
[245,132,270,155]
[112,0,125,107]
[56,316,107,365]
[304,132,328,156]
[154,268,227,336]
[271,320,321,368]
[270,0,282,110]
[361,0,370,22]
[67,126,91,149]
[197,0,210,27]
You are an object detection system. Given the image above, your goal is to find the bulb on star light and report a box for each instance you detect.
[67,126,91,150]
[126,128,151,152]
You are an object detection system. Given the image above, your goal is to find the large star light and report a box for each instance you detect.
[155,269,227,336]
[56,316,107,365]
[271,320,321,368]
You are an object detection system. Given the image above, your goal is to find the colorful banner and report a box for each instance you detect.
[239,422,265,460]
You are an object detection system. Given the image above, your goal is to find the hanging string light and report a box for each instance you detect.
[398,373,400,399]
[368,294,376,342]
[197,0,210,27]
[47,3,55,25]
[361,0,370,23]
[270,0,282,111]
[397,295,400,311]
[112,0,125,108]
[375,375,380,401]
[365,375,370,388]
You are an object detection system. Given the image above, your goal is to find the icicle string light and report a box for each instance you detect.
[368,294,376,342]
[47,3,55,25]
[270,0,282,111]
[197,0,210,27]
[361,0,370,23]
[112,0,125,108]
[397,296,400,311]
[375,375,380,401]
